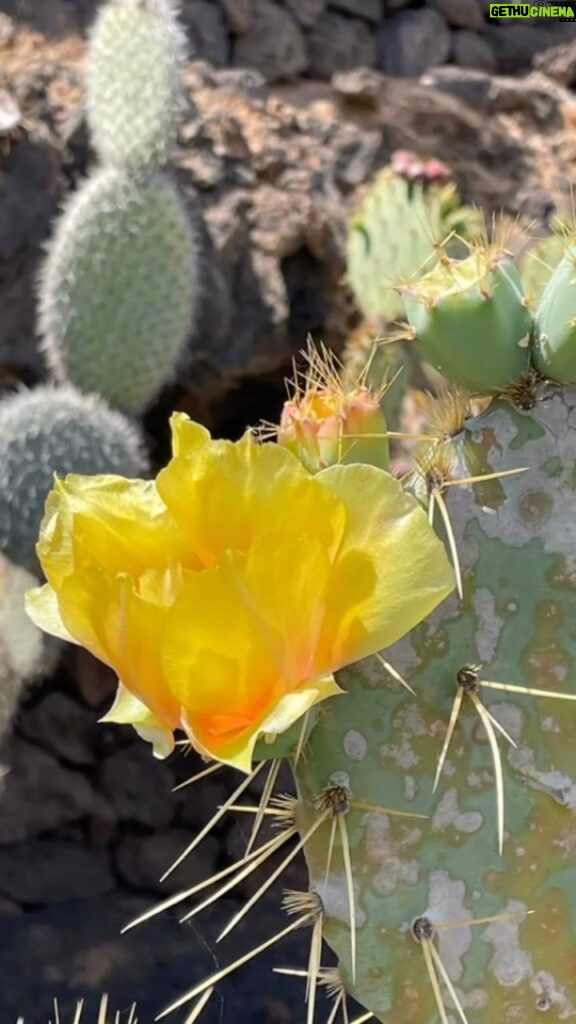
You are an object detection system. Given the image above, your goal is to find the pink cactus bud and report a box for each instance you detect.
[278,384,389,474]
[422,158,451,186]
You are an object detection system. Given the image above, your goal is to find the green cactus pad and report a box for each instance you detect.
[0,385,147,572]
[293,387,576,1022]
[346,170,479,326]
[39,167,199,411]
[520,230,568,306]
[86,0,187,171]
[534,246,576,383]
[403,252,533,393]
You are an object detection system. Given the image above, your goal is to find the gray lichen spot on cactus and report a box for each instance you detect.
[292,385,576,1022]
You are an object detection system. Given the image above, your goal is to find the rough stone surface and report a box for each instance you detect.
[419,65,494,108]
[233,0,308,81]
[378,9,451,78]
[330,0,382,23]
[115,829,220,894]
[0,895,309,1022]
[19,692,98,766]
[0,840,115,903]
[0,739,111,842]
[332,66,383,108]
[452,29,497,72]
[99,745,176,829]
[180,0,229,66]
[308,11,377,81]
[428,0,485,29]
[486,22,576,74]
[220,0,254,34]
[0,135,59,262]
[534,38,576,88]
[284,0,326,26]
[422,65,569,130]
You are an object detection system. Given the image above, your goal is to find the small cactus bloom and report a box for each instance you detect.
[277,347,390,473]
[26,414,454,771]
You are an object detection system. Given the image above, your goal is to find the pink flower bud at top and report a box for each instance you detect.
[422,158,451,186]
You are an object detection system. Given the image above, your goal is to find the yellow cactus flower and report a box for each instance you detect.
[26,414,454,771]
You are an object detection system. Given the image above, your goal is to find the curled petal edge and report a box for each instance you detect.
[101,681,175,759]
[182,673,343,773]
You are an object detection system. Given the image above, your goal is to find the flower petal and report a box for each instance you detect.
[54,567,182,727]
[162,536,333,721]
[37,475,189,589]
[101,682,175,759]
[162,549,284,720]
[183,674,342,772]
[315,463,455,668]
[170,413,211,456]
[25,583,78,644]
[157,425,345,567]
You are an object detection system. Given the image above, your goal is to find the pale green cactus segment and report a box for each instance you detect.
[346,170,479,325]
[293,387,576,1023]
[403,255,533,393]
[0,385,147,572]
[520,228,568,305]
[39,167,199,411]
[86,0,187,171]
[534,246,576,383]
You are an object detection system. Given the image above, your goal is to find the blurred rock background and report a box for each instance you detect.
[2,0,576,1019]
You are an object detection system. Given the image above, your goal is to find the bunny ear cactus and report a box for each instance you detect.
[0,385,147,572]
[38,0,201,411]
[39,167,200,411]
[87,0,187,172]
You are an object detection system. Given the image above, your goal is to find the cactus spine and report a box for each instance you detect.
[39,0,200,411]
[283,226,576,1022]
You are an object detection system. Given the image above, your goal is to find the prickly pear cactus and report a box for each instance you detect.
[39,168,199,411]
[294,384,576,1022]
[520,228,567,305]
[346,163,479,326]
[87,0,187,172]
[343,156,479,435]
[0,385,147,571]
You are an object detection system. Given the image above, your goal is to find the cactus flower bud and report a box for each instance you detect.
[277,348,390,473]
